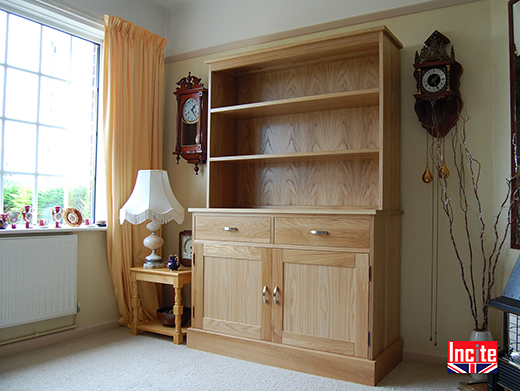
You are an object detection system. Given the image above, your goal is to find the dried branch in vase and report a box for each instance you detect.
[437,115,519,331]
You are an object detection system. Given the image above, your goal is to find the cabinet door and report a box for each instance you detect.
[196,243,271,341]
[272,249,370,358]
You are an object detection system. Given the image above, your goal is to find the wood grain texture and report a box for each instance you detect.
[233,106,379,156]
[187,327,383,385]
[194,214,271,243]
[236,56,378,105]
[203,256,262,333]
[274,216,371,248]
[210,90,379,119]
[233,158,379,208]
[203,317,261,340]
[282,255,368,354]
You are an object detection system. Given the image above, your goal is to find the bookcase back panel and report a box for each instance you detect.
[225,158,380,208]
[234,56,379,106]
[234,106,379,156]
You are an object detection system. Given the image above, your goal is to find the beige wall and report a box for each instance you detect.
[163,0,518,357]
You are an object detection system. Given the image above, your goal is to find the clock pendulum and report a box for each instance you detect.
[413,31,463,345]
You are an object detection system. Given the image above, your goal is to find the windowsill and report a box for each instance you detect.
[0,225,107,235]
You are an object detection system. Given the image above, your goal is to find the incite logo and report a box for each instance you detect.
[447,341,498,374]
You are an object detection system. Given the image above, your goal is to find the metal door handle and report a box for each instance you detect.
[273,286,279,304]
[223,227,238,231]
[310,230,328,235]
[262,286,268,304]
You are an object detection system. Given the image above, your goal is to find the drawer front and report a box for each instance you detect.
[274,216,371,249]
[194,215,271,243]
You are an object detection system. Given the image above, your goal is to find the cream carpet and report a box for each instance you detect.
[0,327,472,390]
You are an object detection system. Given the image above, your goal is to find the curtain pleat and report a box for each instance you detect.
[103,15,167,326]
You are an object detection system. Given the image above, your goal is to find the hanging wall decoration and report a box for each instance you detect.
[413,30,464,345]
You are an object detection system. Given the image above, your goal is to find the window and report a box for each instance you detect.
[0,8,101,225]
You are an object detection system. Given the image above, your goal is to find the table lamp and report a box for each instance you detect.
[119,169,184,269]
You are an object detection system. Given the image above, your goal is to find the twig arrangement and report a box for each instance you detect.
[438,115,517,331]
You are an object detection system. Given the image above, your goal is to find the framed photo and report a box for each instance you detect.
[179,230,192,267]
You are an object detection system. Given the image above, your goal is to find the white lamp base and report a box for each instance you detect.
[143,220,165,269]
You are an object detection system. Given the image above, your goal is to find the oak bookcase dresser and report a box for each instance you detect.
[187,25,403,386]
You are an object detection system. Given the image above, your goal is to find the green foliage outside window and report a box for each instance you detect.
[3,181,92,222]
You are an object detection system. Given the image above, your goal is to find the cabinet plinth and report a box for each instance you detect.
[189,25,402,386]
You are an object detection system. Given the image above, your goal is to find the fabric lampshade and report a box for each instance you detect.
[119,170,184,226]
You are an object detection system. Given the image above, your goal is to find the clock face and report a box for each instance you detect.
[181,235,192,259]
[182,97,200,124]
[421,68,447,93]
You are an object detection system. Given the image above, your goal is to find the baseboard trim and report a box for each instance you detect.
[0,320,120,358]
[403,348,446,366]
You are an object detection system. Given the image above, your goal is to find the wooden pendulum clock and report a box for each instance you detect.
[174,72,208,175]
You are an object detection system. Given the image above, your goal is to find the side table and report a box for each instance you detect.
[130,266,192,344]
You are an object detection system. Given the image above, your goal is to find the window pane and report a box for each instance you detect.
[3,121,36,173]
[0,10,7,64]
[66,180,93,220]
[1,10,100,223]
[7,14,40,72]
[37,126,67,175]
[3,173,34,214]
[5,68,38,121]
[41,26,71,79]
[37,175,64,222]
[70,37,98,127]
[39,76,69,127]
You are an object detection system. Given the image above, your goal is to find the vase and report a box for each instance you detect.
[469,329,494,381]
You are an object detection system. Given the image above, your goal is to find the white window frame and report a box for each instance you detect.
[0,0,106,222]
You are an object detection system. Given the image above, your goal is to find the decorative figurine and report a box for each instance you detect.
[51,206,63,228]
[8,211,19,229]
[0,213,8,229]
[167,254,180,271]
[22,205,33,228]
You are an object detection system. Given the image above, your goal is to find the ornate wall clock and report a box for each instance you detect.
[174,72,208,175]
[413,31,464,347]
[413,30,463,139]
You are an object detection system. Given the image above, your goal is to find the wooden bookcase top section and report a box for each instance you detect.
[205,26,402,211]
[206,26,402,73]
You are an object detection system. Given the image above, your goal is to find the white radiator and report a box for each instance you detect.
[0,235,78,329]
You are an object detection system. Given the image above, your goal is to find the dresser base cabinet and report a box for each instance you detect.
[188,209,402,386]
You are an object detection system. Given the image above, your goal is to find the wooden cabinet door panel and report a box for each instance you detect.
[273,249,369,358]
[202,245,266,340]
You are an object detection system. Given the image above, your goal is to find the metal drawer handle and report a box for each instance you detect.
[273,286,279,304]
[262,286,268,304]
[310,230,328,235]
[223,226,238,231]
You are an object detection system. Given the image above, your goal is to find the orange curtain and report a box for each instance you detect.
[103,15,167,326]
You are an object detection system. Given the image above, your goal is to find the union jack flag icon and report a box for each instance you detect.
[447,362,497,374]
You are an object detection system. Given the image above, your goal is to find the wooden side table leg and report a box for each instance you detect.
[173,286,184,344]
[130,275,140,335]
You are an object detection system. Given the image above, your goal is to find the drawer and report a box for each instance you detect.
[194,215,271,243]
[274,216,371,249]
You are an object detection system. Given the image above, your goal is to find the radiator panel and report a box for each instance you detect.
[0,235,78,329]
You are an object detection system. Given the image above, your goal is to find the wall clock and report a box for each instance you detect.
[413,30,464,347]
[174,72,208,175]
[413,30,463,139]
[179,230,192,267]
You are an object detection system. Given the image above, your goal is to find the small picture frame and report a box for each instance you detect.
[179,230,192,267]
